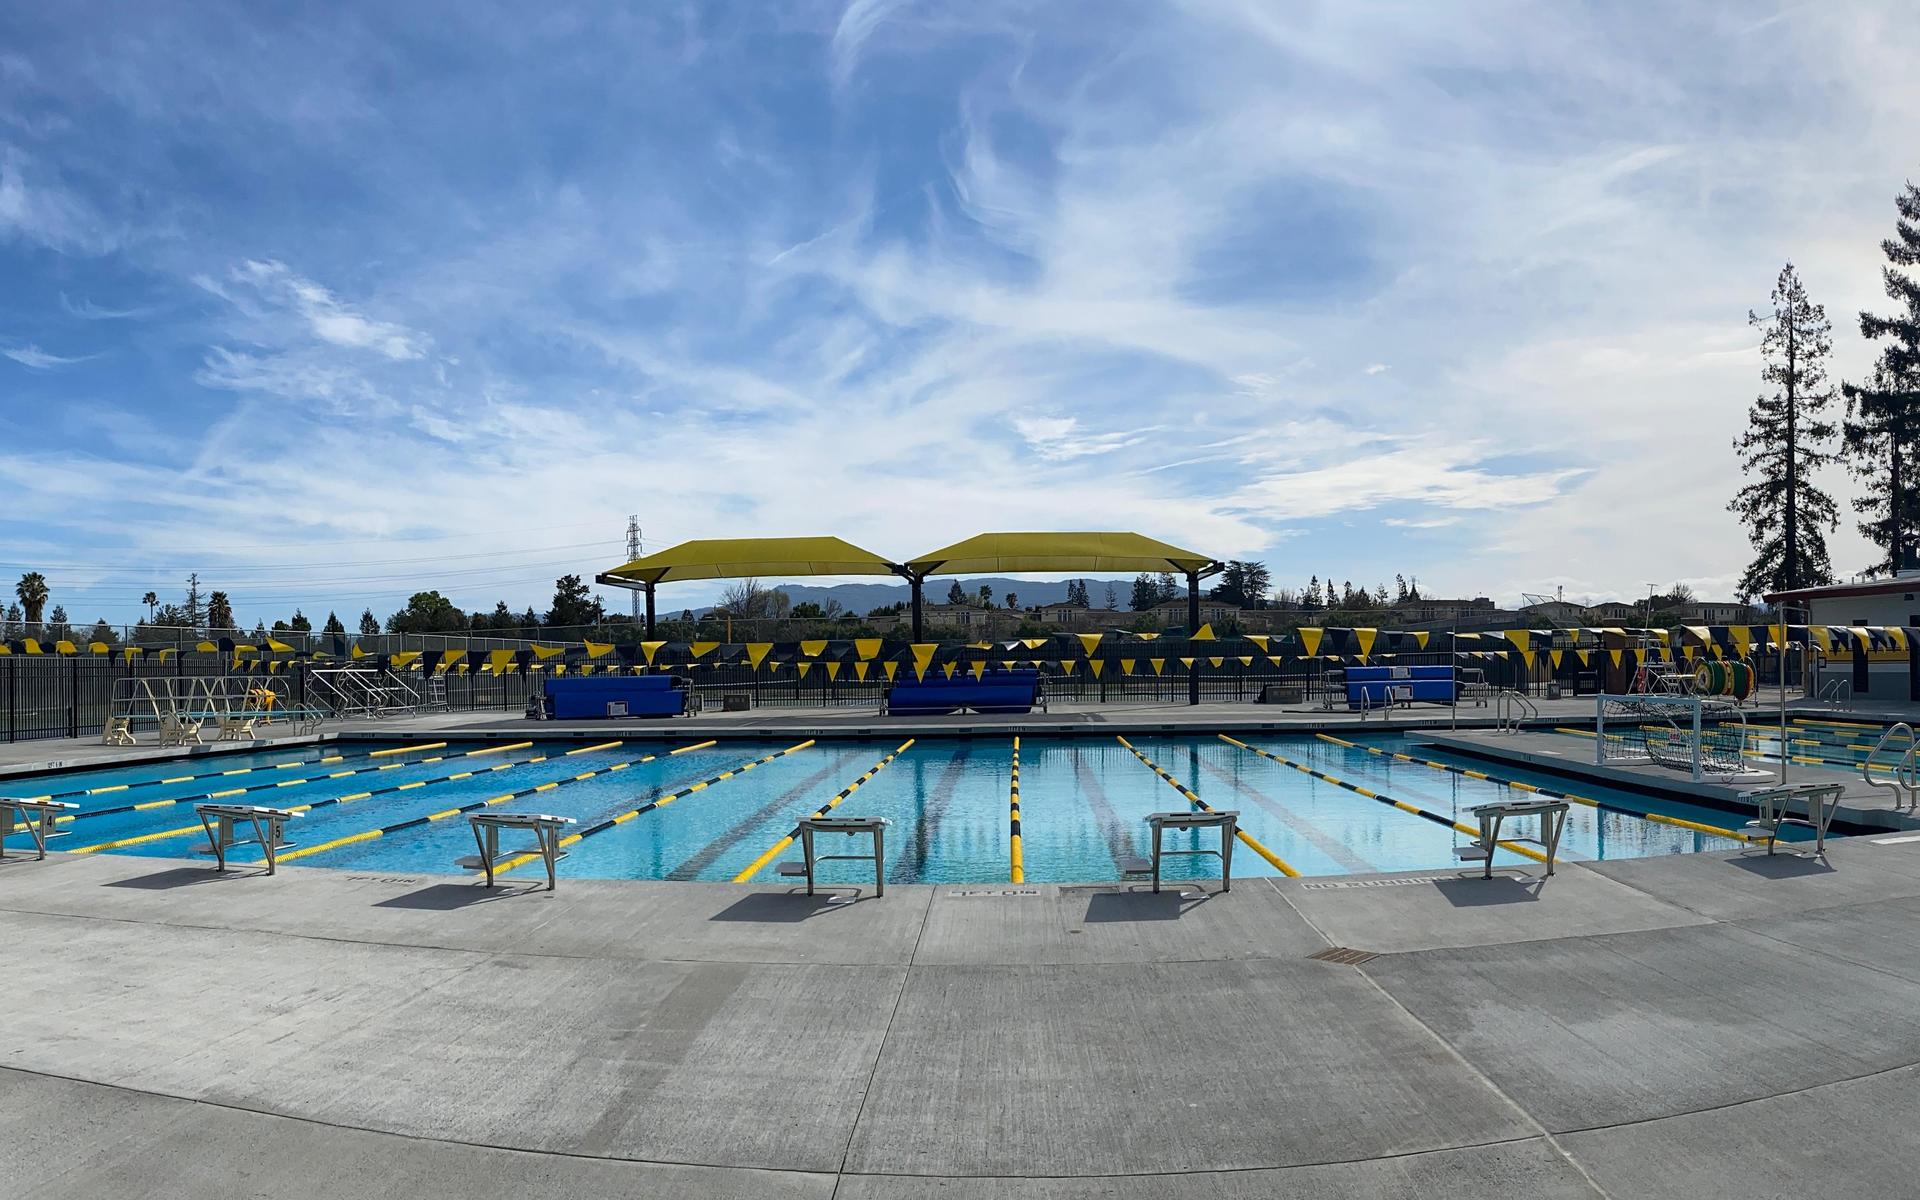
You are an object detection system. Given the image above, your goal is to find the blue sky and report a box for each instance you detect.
[2,1,1918,628]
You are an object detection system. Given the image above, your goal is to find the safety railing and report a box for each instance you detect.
[1862,722,1919,811]
[1493,688,1538,733]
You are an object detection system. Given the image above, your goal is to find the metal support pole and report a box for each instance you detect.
[644,584,656,638]
[910,577,924,643]
[1186,569,1201,707]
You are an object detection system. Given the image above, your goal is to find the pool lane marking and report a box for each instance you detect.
[278,741,721,860]
[1311,733,1758,844]
[1115,735,1298,877]
[732,740,911,883]
[1009,737,1023,884]
[1188,755,1379,874]
[1071,747,1155,879]
[14,741,456,803]
[19,742,526,837]
[476,740,820,877]
[67,741,637,854]
[1218,735,1549,865]
[664,749,861,881]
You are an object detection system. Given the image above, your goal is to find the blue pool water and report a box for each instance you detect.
[6,732,1789,884]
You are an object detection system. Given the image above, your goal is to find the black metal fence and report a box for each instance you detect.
[0,654,536,743]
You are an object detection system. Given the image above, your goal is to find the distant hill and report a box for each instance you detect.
[688,576,1145,617]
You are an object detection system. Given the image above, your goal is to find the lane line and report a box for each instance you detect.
[69,741,632,855]
[1190,755,1378,874]
[1071,746,1152,879]
[15,742,456,803]
[732,740,910,883]
[284,740,716,865]
[1115,735,1298,877]
[1218,735,1549,864]
[1009,736,1023,884]
[481,740,820,877]
[665,750,859,881]
[26,738,551,832]
[1312,732,1758,843]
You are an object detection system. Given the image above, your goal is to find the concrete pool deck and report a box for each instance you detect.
[8,836,1920,1196]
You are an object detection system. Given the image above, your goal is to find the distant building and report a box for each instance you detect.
[1587,602,1645,625]
[1032,603,1127,632]
[1516,600,1590,625]
[1764,576,1920,630]
[921,604,1017,634]
[1677,601,1754,625]
[1384,597,1501,627]
[1146,599,1240,629]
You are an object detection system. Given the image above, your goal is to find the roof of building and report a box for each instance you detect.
[1764,575,1920,604]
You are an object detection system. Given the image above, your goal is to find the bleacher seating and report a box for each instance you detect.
[542,674,689,719]
[884,669,1042,716]
[1343,665,1460,709]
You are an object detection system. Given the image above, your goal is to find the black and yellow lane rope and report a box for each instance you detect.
[462,739,820,877]
[289,738,733,868]
[18,741,449,804]
[732,739,912,883]
[18,741,536,839]
[1115,735,1298,877]
[67,740,632,855]
[1311,732,1759,844]
[1219,734,1551,864]
[1009,736,1024,884]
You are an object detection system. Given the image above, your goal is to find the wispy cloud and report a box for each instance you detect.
[1011,415,1158,461]
[3,343,95,369]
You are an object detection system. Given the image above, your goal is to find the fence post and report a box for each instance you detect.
[68,653,78,738]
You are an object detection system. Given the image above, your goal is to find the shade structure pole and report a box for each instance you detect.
[911,577,925,642]
[644,584,656,639]
[1187,569,1201,707]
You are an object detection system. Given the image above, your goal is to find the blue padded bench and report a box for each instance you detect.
[542,674,689,719]
[884,669,1043,716]
[1344,665,1460,709]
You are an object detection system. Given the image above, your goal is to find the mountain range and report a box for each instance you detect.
[680,577,1150,618]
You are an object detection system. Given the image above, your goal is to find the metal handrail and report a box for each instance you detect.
[1863,722,1918,811]
[1493,688,1538,733]
[1818,678,1849,708]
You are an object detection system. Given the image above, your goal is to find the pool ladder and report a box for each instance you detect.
[1493,689,1538,733]
[1862,722,1919,811]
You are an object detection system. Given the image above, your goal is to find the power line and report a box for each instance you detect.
[0,539,621,574]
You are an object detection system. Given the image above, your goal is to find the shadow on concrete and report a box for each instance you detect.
[102,865,241,889]
[709,891,865,923]
[1081,887,1213,922]
[1432,873,1545,908]
[1730,852,1837,879]
[372,883,529,910]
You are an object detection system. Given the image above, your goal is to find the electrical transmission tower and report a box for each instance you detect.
[625,515,642,622]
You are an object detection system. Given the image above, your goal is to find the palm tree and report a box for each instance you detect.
[16,572,49,635]
[142,591,158,623]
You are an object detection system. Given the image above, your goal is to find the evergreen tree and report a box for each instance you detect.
[1130,573,1159,610]
[46,604,70,643]
[979,584,993,607]
[322,611,345,635]
[288,609,312,633]
[1394,574,1409,603]
[1156,573,1179,604]
[358,608,380,637]
[946,580,967,604]
[2,602,18,639]
[183,573,204,631]
[547,574,601,628]
[1102,583,1117,610]
[1844,178,1920,574]
[1302,576,1321,612]
[206,591,235,634]
[1209,561,1270,608]
[1729,263,1839,597]
[86,618,118,646]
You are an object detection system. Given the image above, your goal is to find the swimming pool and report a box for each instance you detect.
[6,732,1782,884]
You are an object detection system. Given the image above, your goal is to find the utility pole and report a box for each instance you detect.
[625,516,642,623]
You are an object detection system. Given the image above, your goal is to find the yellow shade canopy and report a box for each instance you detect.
[906,531,1216,577]
[602,536,903,586]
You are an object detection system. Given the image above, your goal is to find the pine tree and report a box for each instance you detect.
[322,611,345,635]
[358,609,380,637]
[1129,573,1158,610]
[1730,262,1840,596]
[1155,573,1178,604]
[1844,178,1920,574]
[183,573,204,631]
[946,580,967,605]
[1302,576,1320,612]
